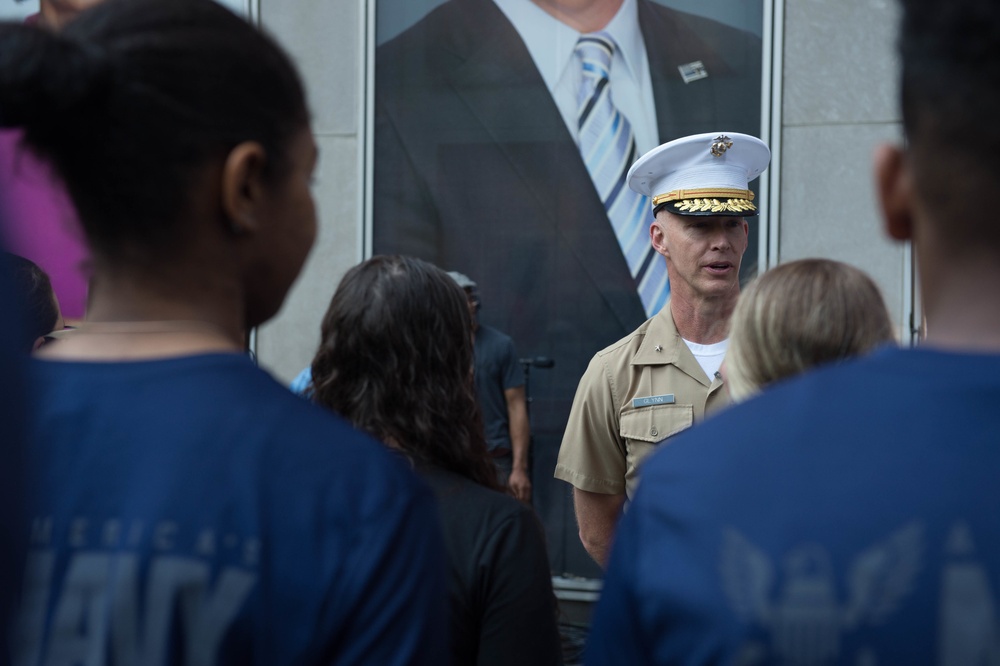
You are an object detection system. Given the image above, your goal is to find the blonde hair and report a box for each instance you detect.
[725,259,896,401]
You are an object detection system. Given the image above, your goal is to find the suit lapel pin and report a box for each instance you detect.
[678,61,708,84]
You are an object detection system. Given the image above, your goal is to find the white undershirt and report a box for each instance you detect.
[492,0,659,155]
[682,338,729,382]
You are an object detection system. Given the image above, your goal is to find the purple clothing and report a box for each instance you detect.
[0,130,89,318]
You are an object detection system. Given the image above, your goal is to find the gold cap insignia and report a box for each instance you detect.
[710,135,734,157]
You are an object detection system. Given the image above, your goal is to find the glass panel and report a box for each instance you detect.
[371,0,767,577]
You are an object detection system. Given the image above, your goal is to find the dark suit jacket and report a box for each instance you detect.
[373,0,761,437]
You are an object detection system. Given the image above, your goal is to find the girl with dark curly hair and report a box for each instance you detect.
[311,255,563,666]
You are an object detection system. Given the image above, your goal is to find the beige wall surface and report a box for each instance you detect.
[256,0,365,383]
[779,0,910,338]
[255,0,913,378]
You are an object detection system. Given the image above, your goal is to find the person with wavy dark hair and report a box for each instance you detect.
[311,254,563,666]
[0,1,448,663]
[312,255,498,489]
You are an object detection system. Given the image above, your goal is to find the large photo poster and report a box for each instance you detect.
[372,0,765,577]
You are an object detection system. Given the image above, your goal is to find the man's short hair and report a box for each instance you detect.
[899,0,1000,250]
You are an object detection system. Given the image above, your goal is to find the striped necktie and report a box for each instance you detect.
[576,32,669,316]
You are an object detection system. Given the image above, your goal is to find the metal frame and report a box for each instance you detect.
[360,0,377,262]
[904,241,921,345]
[760,0,783,274]
[241,0,260,357]
[245,0,259,23]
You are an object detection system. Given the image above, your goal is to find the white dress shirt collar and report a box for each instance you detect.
[493,0,644,91]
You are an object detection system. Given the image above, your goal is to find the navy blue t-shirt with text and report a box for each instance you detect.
[16,354,449,665]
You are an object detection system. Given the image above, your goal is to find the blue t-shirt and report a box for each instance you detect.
[15,353,449,665]
[588,346,1000,665]
[473,325,522,452]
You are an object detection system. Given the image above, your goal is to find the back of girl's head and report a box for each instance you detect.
[311,255,500,490]
[0,0,308,262]
[726,258,896,402]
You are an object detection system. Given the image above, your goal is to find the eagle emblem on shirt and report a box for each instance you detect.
[721,522,923,664]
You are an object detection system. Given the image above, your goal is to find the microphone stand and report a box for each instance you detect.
[517,356,555,478]
[518,356,555,423]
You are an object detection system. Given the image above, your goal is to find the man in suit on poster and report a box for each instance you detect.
[373,0,761,574]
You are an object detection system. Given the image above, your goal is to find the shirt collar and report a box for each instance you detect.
[632,303,718,387]
[493,0,644,91]
[633,304,684,366]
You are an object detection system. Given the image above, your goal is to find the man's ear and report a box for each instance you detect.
[650,215,669,258]
[221,141,268,236]
[874,143,914,241]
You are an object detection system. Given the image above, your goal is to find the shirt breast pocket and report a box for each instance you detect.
[620,404,695,473]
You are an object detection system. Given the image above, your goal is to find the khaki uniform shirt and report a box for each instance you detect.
[554,304,730,499]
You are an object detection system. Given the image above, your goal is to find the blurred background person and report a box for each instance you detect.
[3,252,63,353]
[34,0,107,29]
[447,270,532,502]
[0,0,105,322]
[0,0,448,662]
[0,221,28,666]
[724,257,896,402]
[12,0,107,29]
[310,255,563,666]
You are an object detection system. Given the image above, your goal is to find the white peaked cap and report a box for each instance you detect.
[627,132,770,216]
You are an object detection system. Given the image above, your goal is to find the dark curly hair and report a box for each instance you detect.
[310,255,501,491]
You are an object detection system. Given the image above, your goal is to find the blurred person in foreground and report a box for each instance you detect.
[310,255,563,666]
[586,0,1000,662]
[0,231,28,666]
[0,1,448,663]
[724,257,896,402]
